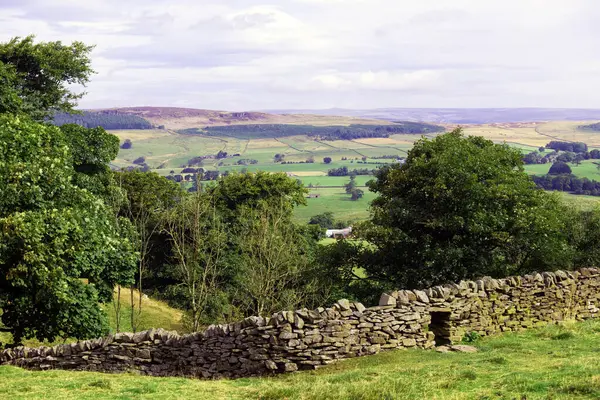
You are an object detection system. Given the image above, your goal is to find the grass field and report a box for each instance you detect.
[109,120,600,223]
[2,320,600,399]
[559,192,600,210]
[524,159,600,179]
[294,188,376,222]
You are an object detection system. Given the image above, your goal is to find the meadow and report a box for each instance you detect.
[2,320,600,399]
[109,120,600,223]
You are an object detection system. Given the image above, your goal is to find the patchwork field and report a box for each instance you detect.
[2,320,600,399]
[110,120,600,222]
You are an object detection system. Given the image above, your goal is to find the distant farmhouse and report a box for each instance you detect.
[325,227,352,239]
[307,193,321,199]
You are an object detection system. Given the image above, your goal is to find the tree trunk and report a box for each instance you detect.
[130,287,136,333]
[114,285,122,333]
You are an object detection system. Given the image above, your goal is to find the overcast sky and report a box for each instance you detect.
[1,0,599,110]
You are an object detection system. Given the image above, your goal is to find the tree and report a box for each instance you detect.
[235,203,326,316]
[58,124,121,202]
[349,129,572,290]
[163,191,230,331]
[115,171,184,332]
[323,157,332,164]
[309,212,335,229]
[350,188,364,201]
[274,153,285,163]
[0,36,94,120]
[539,147,545,152]
[549,161,572,175]
[345,175,357,194]
[121,139,133,149]
[0,115,137,344]
[208,171,307,220]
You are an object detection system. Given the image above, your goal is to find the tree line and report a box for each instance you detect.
[180,122,444,141]
[52,111,154,130]
[521,140,599,166]
[533,174,600,196]
[327,166,374,176]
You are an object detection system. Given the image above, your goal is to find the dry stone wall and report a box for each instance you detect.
[2,267,600,378]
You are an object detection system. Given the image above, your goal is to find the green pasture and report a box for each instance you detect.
[293,188,376,223]
[2,320,600,399]
[524,160,600,179]
[558,192,600,211]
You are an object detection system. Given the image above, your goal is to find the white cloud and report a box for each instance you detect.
[1,0,599,110]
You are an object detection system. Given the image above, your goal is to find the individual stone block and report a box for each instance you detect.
[379,294,397,306]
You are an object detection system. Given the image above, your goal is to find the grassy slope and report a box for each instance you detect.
[0,290,184,348]
[2,320,600,399]
[104,289,184,334]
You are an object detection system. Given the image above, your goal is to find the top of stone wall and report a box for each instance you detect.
[378,268,599,306]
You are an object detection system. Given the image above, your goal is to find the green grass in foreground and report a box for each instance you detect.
[2,320,600,399]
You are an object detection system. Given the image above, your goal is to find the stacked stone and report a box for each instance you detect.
[2,267,600,379]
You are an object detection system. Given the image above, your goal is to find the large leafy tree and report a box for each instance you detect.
[349,129,573,290]
[0,36,94,120]
[208,171,307,218]
[0,113,136,345]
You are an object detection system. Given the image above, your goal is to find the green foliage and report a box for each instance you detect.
[58,124,120,201]
[0,36,94,120]
[349,129,574,289]
[234,203,328,316]
[0,115,137,344]
[549,161,572,175]
[461,331,481,343]
[163,190,234,330]
[308,212,335,229]
[180,122,444,140]
[344,175,357,194]
[53,111,152,130]
[209,171,307,217]
[350,188,364,201]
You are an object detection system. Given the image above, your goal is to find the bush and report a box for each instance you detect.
[548,161,572,175]
[132,156,146,165]
[120,139,132,149]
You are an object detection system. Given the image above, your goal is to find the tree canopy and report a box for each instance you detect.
[0,115,137,344]
[0,36,94,120]
[345,129,573,290]
[548,161,572,175]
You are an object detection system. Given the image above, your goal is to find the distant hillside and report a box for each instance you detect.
[266,108,600,124]
[91,106,397,130]
[579,122,600,131]
[53,110,154,130]
[180,122,443,140]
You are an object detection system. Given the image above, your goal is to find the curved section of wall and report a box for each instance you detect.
[1,268,599,378]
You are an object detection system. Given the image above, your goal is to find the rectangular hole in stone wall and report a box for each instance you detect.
[429,311,452,346]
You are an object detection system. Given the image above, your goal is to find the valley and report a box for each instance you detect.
[102,110,600,222]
